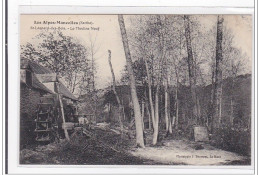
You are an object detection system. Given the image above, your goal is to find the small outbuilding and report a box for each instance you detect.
[20,58,77,146]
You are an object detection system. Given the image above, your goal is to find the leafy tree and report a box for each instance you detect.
[21,31,93,94]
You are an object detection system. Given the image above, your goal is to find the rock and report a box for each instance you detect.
[193,126,209,142]
[194,144,204,150]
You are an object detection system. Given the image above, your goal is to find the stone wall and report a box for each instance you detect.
[20,83,47,147]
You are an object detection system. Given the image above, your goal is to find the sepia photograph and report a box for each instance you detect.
[19,14,252,166]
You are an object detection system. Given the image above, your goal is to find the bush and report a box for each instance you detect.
[210,127,251,156]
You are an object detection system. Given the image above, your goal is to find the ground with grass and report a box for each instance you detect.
[20,124,250,165]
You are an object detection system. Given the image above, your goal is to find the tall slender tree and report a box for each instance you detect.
[212,15,224,131]
[184,15,201,124]
[164,68,170,134]
[152,15,168,145]
[144,56,156,130]
[118,15,145,147]
[108,50,124,130]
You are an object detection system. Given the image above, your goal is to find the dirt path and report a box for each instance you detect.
[20,126,250,165]
[130,139,250,165]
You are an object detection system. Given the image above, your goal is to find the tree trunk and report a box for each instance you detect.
[212,15,224,131]
[144,88,152,130]
[207,59,215,131]
[168,117,173,134]
[145,101,152,130]
[184,15,200,123]
[173,30,181,131]
[122,97,126,121]
[168,81,172,134]
[152,86,159,145]
[164,73,169,132]
[173,67,180,130]
[164,80,169,132]
[175,83,179,130]
[90,42,97,123]
[230,74,234,127]
[152,15,167,145]
[108,50,123,130]
[56,82,70,141]
[118,15,145,147]
[230,98,234,127]
[141,100,145,129]
[144,58,155,125]
[144,57,156,130]
[71,73,77,93]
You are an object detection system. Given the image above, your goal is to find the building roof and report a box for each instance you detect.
[21,58,54,74]
[59,82,78,101]
[31,74,54,94]
[21,58,77,101]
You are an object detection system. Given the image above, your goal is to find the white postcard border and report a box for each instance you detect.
[6,3,256,175]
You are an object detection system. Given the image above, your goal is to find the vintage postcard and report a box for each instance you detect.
[19,14,253,166]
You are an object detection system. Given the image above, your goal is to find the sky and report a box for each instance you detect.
[20,14,252,89]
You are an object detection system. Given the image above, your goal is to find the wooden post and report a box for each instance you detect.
[56,82,70,141]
